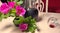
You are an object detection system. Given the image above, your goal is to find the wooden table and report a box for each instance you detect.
[0,12,60,33]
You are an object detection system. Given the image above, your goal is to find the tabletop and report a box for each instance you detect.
[0,12,60,33]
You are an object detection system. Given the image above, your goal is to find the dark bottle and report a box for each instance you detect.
[1,0,7,3]
[24,8,38,18]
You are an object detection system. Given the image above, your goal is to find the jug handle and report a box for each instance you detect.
[35,0,44,12]
[40,1,44,12]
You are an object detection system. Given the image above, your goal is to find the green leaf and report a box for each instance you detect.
[13,16,24,25]
[24,18,29,22]
[14,20,20,25]
[13,17,19,25]
[28,16,32,19]
[0,17,2,21]
[19,16,24,22]
[7,0,11,1]
[2,13,10,18]
[11,9,16,13]
[28,27,35,32]
[30,19,36,24]
[17,1,23,5]
[28,23,37,32]
[19,1,23,4]
[0,13,3,21]
[0,15,2,21]
[0,13,2,15]
[29,23,37,29]
[14,0,18,2]
[10,13,16,17]
[10,9,16,17]
[32,31,35,33]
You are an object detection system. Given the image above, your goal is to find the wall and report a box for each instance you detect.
[43,0,60,13]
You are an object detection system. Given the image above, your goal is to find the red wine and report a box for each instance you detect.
[49,24,56,28]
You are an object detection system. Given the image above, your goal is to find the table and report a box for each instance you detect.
[0,12,60,33]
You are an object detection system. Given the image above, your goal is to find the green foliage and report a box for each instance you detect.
[27,17,37,32]
[9,8,16,17]
[0,13,2,21]
[7,0,23,5]
[7,0,14,1]
[0,13,10,21]
[13,16,37,33]
[13,16,24,25]
[0,0,37,33]
[2,13,10,18]
[14,0,23,5]
[17,1,23,5]
[0,9,16,21]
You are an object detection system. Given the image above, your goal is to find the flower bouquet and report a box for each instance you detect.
[0,0,38,33]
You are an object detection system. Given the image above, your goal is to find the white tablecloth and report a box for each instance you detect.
[0,12,60,33]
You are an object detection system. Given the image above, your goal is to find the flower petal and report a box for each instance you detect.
[16,6,26,16]
[19,23,28,31]
[0,3,11,14]
[8,1,15,8]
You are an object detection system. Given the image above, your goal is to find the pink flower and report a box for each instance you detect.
[8,1,15,8]
[0,3,11,14]
[19,23,28,31]
[16,6,26,16]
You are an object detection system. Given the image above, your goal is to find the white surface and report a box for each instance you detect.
[0,12,60,33]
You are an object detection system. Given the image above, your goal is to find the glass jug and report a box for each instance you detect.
[22,0,44,12]
[35,0,44,12]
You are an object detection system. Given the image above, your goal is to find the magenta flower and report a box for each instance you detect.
[0,3,11,14]
[16,6,26,16]
[8,1,15,8]
[19,23,28,31]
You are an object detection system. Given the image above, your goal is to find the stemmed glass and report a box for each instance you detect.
[48,17,60,28]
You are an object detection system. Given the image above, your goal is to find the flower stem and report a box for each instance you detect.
[32,31,35,33]
[11,0,12,1]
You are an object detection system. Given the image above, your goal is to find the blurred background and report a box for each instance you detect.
[1,0,60,13]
